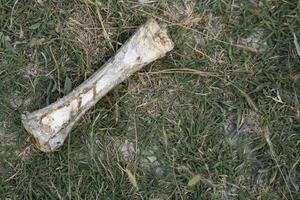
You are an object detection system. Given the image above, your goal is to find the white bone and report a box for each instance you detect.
[21,19,174,152]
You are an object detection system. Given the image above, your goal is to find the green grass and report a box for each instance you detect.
[0,0,299,199]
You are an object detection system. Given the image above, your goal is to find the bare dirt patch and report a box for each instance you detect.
[239,28,267,53]
[224,109,262,158]
[163,0,200,25]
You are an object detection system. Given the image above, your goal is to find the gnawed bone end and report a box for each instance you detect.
[21,19,174,152]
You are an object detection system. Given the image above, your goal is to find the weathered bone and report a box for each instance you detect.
[22,19,174,152]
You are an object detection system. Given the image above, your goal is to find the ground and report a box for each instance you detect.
[0,0,299,199]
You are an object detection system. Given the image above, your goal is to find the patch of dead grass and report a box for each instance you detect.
[126,74,188,121]
[62,3,114,66]
[163,1,228,67]
[225,109,262,155]
[88,134,164,177]
[222,109,286,196]
[163,0,201,26]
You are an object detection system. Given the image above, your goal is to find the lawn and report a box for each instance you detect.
[0,0,299,199]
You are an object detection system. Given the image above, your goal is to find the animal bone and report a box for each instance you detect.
[22,19,174,152]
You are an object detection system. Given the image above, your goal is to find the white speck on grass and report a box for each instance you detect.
[249,0,264,8]
[23,64,38,79]
[138,0,157,4]
[117,139,136,161]
[23,97,32,108]
[9,94,32,110]
[10,96,23,109]
[154,167,164,177]
[140,148,157,163]
[147,155,157,163]
[113,138,164,175]
[149,194,168,200]
[225,110,261,161]
[0,129,5,140]
[240,28,267,52]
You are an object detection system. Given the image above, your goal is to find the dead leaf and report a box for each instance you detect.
[29,23,41,30]
[138,0,157,4]
[188,174,201,186]
[37,0,45,6]
[19,28,24,39]
[125,169,139,190]
[238,88,259,112]
[29,37,45,47]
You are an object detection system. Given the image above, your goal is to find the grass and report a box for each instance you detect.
[0,0,299,199]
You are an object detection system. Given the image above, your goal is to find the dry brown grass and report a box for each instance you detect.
[63,3,114,67]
